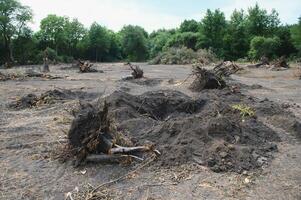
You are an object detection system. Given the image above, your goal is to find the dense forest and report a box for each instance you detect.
[0,0,301,65]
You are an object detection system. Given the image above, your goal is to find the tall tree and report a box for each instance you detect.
[291,17,301,55]
[201,9,226,57]
[0,0,32,65]
[88,22,110,62]
[64,18,86,56]
[179,19,200,33]
[119,25,149,61]
[246,3,280,37]
[12,27,37,64]
[223,10,249,60]
[39,14,68,54]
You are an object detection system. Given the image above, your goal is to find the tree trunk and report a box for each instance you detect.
[95,48,98,62]
[4,35,13,67]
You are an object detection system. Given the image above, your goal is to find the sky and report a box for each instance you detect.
[20,0,301,33]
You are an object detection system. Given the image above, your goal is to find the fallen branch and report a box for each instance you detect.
[109,145,152,154]
[86,154,132,163]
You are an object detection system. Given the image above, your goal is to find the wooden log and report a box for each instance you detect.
[109,146,152,154]
[86,154,131,163]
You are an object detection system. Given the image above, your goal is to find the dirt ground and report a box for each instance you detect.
[0,63,300,200]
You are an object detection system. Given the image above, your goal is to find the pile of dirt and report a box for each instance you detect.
[9,89,97,109]
[66,89,292,173]
[0,70,61,81]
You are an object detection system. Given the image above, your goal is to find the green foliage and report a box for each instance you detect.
[88,22,111,61]
[0,0,32,63]
[248,36,281,60]
[231,104,255,119]
[291,17,301,55]
[149,47,217,65]
[119,25,149,61]
[179,19,200,33]
[39,15,68,54]
[149,30,171,58]
[246,3,280,37]
[223,10,249,60]
[0,3,300,65]
[200,9,227,57]
[164,32,200,51]
[12,27,38,64]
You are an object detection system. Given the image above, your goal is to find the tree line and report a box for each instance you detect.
[1,0,301,65]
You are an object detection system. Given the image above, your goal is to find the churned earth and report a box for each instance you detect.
[0,63,300,200]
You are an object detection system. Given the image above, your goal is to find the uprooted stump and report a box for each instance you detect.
[125,62,144,79]
[271,56,289,69]
[79,60,103,73]
[189,65,226,91]
[68,101,159,165]
[213,61,242,77]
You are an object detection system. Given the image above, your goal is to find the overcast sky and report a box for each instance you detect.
[20,0,301,32]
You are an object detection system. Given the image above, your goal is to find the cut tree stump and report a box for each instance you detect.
[42,49,50,72]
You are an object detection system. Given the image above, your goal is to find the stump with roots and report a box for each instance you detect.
[189,65,226,92]
[272,56,289,69]
[213,61,242,77]
[126,62,144,79]
[78,60,102,73]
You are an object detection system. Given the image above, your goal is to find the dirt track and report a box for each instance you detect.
[0,63,300,199]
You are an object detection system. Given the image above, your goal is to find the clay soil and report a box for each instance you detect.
[0,63,300,199]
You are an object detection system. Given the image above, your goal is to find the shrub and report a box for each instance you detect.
[248,36,281,60]
[149,47,217,65]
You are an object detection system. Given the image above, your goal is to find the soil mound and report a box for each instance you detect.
[121,78,163,87]
[9,89,97,109]
[67,89,287,173]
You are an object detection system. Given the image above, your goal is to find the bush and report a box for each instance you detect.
[149,47,217,65]
[33,48,74,64]
[248,36,281,60]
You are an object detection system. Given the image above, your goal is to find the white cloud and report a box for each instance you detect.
[20,0,184,32]
[20,0,301,32]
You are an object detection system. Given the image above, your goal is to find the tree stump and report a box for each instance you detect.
[42,49,50,72]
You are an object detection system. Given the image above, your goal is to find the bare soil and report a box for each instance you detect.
[0,63,300,200]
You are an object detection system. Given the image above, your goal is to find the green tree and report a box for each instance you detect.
[64,18,86,57]
[0,0,32,64]
[164,32,199,51]
[201,9,226,57]
[246,4,280,37]
[223,10,249,60]
[291,17,301,55]
[149,30,171,58]
[88,22,111,61]
[12,27,37,64]
[120,25,149,61]
[248,36,280,60]
[39,14,68,54]
[275,25,297,57]
[179,19,200,33]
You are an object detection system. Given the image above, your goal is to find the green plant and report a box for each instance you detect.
[232,104,255,118]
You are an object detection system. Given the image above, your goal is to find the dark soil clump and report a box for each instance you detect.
[9,89,98,109]
[66,89,292,173]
